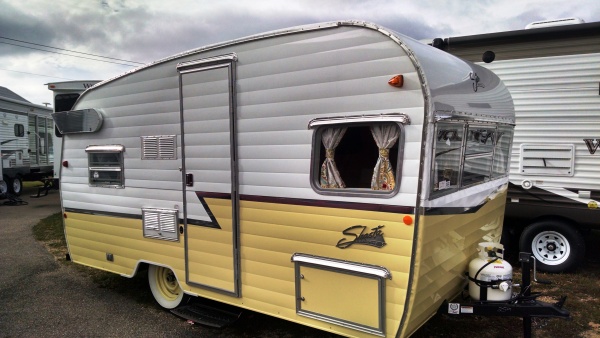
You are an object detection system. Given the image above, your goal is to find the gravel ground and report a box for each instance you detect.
[0,187,208,337]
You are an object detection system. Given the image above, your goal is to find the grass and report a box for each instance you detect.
[33,213,600,337]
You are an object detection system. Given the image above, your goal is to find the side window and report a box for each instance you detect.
[313,123,401,195]
[431,122,513,198]
[432,123,464,193]
[462,126,495,187]
[14,124,25,137]
[492,126,513,177]
[86,145,125,188]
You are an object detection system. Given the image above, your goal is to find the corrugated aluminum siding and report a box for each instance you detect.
[481,52,600,190]
[63,26,425,215]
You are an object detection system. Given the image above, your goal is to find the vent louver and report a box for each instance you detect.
[141,135,177,160]
[519,144,574,176]
[142,208,179,241]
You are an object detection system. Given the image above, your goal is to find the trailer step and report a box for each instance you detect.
[171,302,242,328]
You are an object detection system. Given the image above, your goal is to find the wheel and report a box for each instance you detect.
[8,176,23,196]
[519,220,585,273]
[0,179,7,197]
[148,265,186,309]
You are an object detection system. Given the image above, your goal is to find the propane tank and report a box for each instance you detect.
[468,242,513,301]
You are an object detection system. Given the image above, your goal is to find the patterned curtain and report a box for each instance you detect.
[370,124,399,190]
[320,127,347,188]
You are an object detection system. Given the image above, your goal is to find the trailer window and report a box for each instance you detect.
[461,126,495,187]
[14,124,25,137]
[86,145,125,188]
[312,122,401,196]
[492,126,513,177]
[431,123,512,198]
[432,123,464,193]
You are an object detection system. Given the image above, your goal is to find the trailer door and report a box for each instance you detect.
[178,54,240,296]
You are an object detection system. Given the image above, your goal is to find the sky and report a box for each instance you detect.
[1,0,599,106]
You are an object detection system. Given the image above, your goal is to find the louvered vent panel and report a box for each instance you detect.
[141,135,176,160]
[142,208,179,241]
[158,136,176,159]
[519,144,574,176]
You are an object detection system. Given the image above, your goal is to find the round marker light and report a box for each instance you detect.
[403,215,413,225]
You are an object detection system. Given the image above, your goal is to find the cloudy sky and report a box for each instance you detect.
[1,0,599,106]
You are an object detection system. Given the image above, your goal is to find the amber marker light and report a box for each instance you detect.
[403,215,413,225]
[388,74,404,88]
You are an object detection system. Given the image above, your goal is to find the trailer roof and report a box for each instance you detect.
[442,20,600,46]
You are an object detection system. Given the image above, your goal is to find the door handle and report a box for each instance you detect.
[186,173,193,187]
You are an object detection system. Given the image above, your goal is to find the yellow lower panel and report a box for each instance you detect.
[399,190,508,337]
[64,212,184,277]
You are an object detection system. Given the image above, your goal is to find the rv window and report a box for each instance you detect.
[432,123,464,193]
[14,124,25,137]
[461,126,495,187]
[86,145,125,188]
[313,123,401,195]
[492,126,513,177]
[431,123,513,198]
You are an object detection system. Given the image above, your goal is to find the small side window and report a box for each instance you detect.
[14,124,25,137]
[86,145,125,188]
[461,126,495,187]
[432,123,464,193]
[312,122,402,196]
[492,126,513,177]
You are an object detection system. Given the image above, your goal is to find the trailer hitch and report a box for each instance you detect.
[440,252,569,338]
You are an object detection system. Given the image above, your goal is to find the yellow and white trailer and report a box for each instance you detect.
[53,21,514,337]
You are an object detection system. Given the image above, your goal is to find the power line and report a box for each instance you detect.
[0,41,140,67]
[0,35,145,65]
[0,67,75,80]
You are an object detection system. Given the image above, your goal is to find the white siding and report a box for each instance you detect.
[482,53,600,190]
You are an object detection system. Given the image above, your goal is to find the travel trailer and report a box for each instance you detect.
[0,87,54,197]
[432,18,600,273]
[53,21,515,337]
[47,81,101,186]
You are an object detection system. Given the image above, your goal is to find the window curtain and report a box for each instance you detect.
[370,124,399,190]
[320,127,347,188]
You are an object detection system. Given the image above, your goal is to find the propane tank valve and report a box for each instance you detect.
[498,281,510,292]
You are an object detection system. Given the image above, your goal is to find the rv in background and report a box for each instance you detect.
[53,21,515,337]
[433,18,600,272]
[0,86,54,197]
[47,81,101,186]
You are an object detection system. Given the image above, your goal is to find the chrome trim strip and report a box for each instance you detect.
[291,253,391,279]
[85,145,124,152]
[308,112,411,129]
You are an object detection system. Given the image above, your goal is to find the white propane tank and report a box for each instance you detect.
[468,242,513,301]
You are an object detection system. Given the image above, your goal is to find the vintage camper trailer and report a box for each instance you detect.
[0,87,54,197]
[47,81,101,186]
[433,19,600,273]
[54,21,514,337]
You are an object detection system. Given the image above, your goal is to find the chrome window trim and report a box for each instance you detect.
[308,112,411,129]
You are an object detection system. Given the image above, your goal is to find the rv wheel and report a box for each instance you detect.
[0,179,7,197]
[148,265,186,309]
[9,177,22,196]
[519,220,585,273]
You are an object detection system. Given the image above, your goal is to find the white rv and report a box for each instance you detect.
[0,87,54,197]
[47,81,101,186]
[54,21,514,337]
[434,18,600,272]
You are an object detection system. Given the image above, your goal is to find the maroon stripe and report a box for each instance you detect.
[240,194,414,214]
[195,191,231,200]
